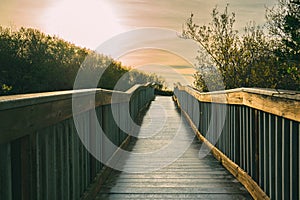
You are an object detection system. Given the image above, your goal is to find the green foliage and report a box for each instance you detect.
[183,6,240,91]
[266,0,300,89]
[0,26,89,94]
[266,0,300,61]
[0,27,164,95]
[183,3,300,91]
[1,84,12,93]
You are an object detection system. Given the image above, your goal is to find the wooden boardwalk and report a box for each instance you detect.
[96,96,252,199]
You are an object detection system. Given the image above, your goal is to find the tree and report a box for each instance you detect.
[0,27,166,95]
[267,0,300,61]
[238,22,279,88]
[266,0,300,89]
[183,5,240,91]
[183,4,299,91]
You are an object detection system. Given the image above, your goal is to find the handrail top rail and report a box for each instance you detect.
[176,85,300,122]
[183,85,300,101]
[0,83,155,144]
[125,82,154,94]
[0,83,154,111]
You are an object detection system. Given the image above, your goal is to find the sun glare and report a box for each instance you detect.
[40,0,124,49]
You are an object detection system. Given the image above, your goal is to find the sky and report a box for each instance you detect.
[0,0,277,87]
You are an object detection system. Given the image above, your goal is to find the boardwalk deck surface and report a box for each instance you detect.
[96,96,252,199]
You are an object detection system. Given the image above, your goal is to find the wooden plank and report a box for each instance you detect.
[0,89,128,111]
[177,86,300,122]
[11,138,22,200]
[96,193,251,200]
[55,124,63,200]
[96,97,252,199]
[0,143,12,200]
[62,120,71,200]
[81,136,131,200]
[29,132,38,200]
[21,135,30,200]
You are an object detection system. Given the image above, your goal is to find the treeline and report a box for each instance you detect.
[0,27,164,95]
[183,0,300,91]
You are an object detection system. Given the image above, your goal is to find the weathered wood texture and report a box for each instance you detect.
[174,86,300,200]
[177,85,300,122]
[0,84,155,200]
[96,96,252,199]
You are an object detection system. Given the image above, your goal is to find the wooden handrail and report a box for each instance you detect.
[177,86,300,122]
[0,83,154,144]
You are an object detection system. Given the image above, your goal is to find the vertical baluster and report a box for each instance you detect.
[298,123,300,200]
[55,124,63,200]
[63,120,71,200]
[236,106,240,166]
[240,106,243,168]
[269,115,275,199]
[290,121,298,200]
[229,105,232,160]
[245,107,249,173]
[243,107,246,172]
[259,111,264,189]
[264,113,269,195]
[282,119,290,199]
[29,132,38,200]
[233,106,236,163]
[11,138,22,200]
[249,108,253,177]
[0,143,12,200]
[275,117,282,200]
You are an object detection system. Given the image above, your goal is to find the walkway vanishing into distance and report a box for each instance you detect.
[1,84,298,200]
[96,96,252,199]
